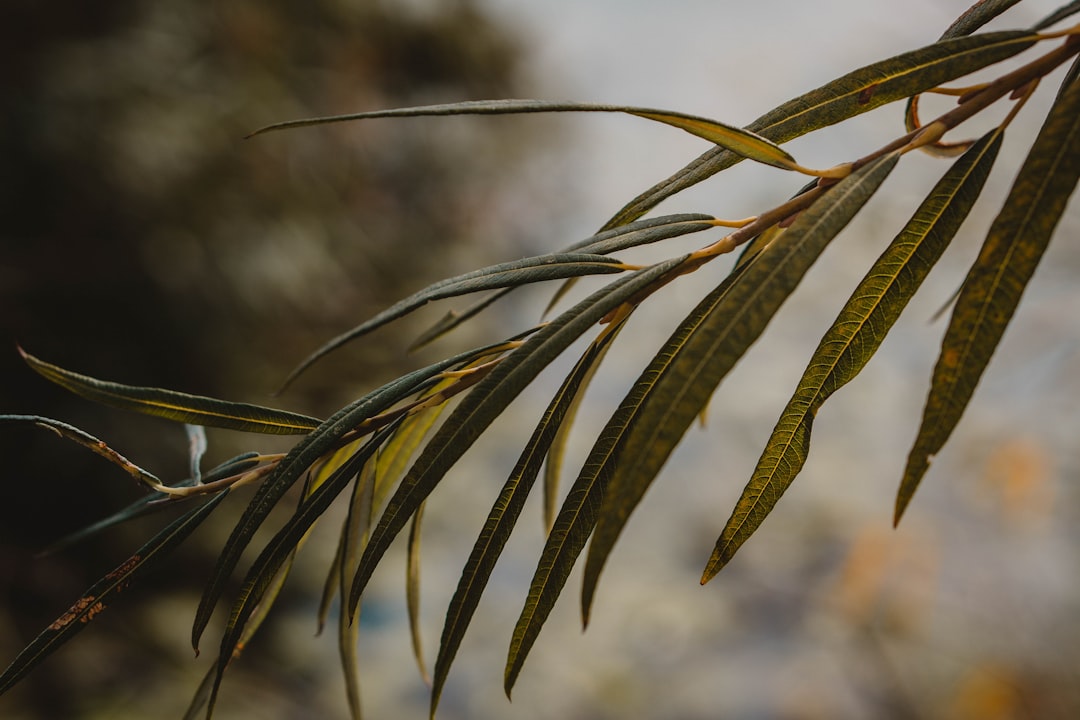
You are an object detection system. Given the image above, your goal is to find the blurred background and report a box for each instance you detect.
[2,1,1078,718]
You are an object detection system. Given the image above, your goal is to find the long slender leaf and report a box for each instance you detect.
[406,502,429,686]
[408,215,713,350]
[313,449,376,715]
[312,439,367,634]
[42,452,261,553]
[338,455,376,720]
[184,525,302,720]
[581,155,898,609]
[1032,0,1080,31]
[601,30,1035,229]
[190,340,511,656]
[897,73,1080,522]
[0,491,228,696]
[1060,55,1080,100]
[429,316,627,718]
[346,258,687,620]
[283,254,629,388]
[943,0,1025,39]
[317,523,347,637]
[207,426,397,718]
[542,214,717,319]
[703,130,1002,583]
[19,350,321,435]
[542,324,623,532]
[249,100,799,171]
[504,154,898,696]
[562,213,717,253]
[409,290,514,351]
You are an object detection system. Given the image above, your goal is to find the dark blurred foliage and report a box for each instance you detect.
[0,1,536,716]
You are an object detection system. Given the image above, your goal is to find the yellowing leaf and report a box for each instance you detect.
[627,111,796,169]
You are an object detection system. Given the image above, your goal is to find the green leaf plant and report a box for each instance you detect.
[3,4,1080,718]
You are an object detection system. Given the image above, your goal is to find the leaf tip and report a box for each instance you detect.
[428,684,444,720]
[580,579,597,631]
[895,454,930,528]
[503,659,521,701]
[699,551,726,585]
[893,494,912,527]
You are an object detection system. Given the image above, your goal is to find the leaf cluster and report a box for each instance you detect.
[3,2,1080,718]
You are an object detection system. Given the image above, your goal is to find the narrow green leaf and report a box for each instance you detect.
[194,469,334,719]
[184,533,300,720]
[316,524,347,637]
[1058,55,1080,100]
[190,341,503,656]
[541,214,718,318]
[943,0,1025,39]
[429,318,627,718]
[0,491,227,696]
[543,321,625,532]
[601,30,1035,229]
[347,258,687,619]
[409,290,513,351]
[589,158,897,612]
[249,100,800,172]
[589,154,898,603]
[338,456,375,720]
[19,350,320,435]
[41,452,261,553]
[311,452,376,716]
[703,130,1002,582]
[897,75,1080,522]
[282,254,626,388]
[183,660,220,720]
[207,427,395,718]
[503,156,897,689]
[568,214,717,256]
[408,215,713,350]
[1031,0,1080,31]
[406,502,430,686]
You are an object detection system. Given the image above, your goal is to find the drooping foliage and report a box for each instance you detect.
[3,3,1080,718]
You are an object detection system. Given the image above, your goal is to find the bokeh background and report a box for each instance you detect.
[2,1,1079,718]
